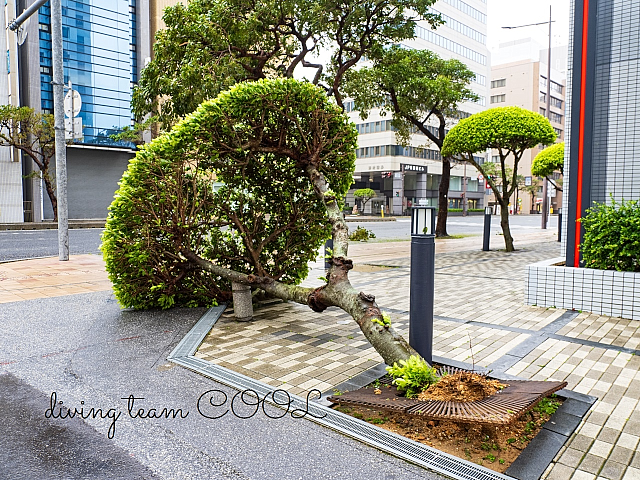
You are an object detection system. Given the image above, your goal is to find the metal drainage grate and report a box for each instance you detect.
[169,306,514,480]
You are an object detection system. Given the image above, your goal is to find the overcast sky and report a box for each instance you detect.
[486,0,571,52]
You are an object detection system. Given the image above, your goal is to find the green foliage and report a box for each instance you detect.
[349,226,376,241]
[441,107,556,158]
[343,46,477,147]
[371,310,391,327]
[0,105,58,219]
[102,78,357,309]
[353,188,376,200]
[134,0,443,129]
[532,142,564,177]
[386,355,439,398]
[580,198,640,272]
[533,395,561,416]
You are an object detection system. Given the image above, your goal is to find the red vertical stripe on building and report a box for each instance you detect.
[575,0,590,267]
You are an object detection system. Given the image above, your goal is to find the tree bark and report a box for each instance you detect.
[499,199,515,252]
[180,159,419,367]
[42,168,58,222]
[435,158,451,237]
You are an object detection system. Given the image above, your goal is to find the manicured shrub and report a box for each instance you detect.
[102,79,357,309]
[580,198,640,272]
[349,226,376,241]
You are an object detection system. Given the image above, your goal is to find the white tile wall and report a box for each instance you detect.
[524,258,640,320]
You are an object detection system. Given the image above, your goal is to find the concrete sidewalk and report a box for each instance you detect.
[1,228,639,479]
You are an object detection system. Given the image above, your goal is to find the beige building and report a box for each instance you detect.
[489,55,566,215]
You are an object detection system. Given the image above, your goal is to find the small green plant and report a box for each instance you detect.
[371,311,392,328]
[367,417,386,424]
[349,226,377,241]
[506,438,516,445]
[499,459,505,465]
[525,421,535,434]
[580,197,640,272]
[353,412,364,419]
[465,449,472,458]
[386,355,439,398]
[533,395,561,415]
[484,454,496,462]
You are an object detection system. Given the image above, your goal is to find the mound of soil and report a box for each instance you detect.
[417,372,507,402]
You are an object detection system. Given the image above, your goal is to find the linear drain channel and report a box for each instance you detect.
[169,306,513,480]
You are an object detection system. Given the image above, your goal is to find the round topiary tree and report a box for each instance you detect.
[103,78,416,365]
[532,141,564,192]
[442,106,556,251]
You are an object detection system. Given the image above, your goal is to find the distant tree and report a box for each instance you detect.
[0,106,58,220]
[442,106,556,251]
[532,141,564,192]
[343,46,478,236]
[132,0,443,131]
[353,188,377,211]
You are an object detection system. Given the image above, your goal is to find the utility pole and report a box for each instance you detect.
[9,0,69,260]
[541,5,552,230]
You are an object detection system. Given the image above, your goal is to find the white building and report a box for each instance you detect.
[345,0,490,216]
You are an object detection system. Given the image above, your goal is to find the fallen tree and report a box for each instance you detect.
[102,79,417,365]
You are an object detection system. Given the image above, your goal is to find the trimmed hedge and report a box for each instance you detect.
[580,198,640,272]
[102,79,357,309]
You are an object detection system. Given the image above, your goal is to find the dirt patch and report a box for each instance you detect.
[417,372,507,402]
[332,375,562,474]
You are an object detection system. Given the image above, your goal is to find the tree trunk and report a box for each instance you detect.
[181,162,419,367]
[42,169,58,222]
[435,158,451,237]
[499,200,515,252]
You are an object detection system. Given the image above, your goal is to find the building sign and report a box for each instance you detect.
[401,164,427,173]
[525,176,532,186]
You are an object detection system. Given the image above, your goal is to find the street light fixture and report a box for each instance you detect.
[503,6,554,230]
[409,206,436,364]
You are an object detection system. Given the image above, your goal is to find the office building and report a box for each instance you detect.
[0,0,153,221]
[346,0,490,216]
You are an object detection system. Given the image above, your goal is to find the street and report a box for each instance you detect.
[0,214,560,262]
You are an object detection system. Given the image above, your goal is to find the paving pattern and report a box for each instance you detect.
[0,254,110,303]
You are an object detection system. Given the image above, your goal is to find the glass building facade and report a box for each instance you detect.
[38,0,135,146]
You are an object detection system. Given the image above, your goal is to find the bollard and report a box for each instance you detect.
[482,206,492,251]
[409,207,436,364]
[558,208,562,242]
[232,282,253,322]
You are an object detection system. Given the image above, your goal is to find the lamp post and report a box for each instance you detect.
[503,5,554,230]
[409,206,436,364]
[482,206,492,251]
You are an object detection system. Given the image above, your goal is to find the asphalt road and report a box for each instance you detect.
[350,213,559,240]
[0,215,560,261]
[0,228,104,262]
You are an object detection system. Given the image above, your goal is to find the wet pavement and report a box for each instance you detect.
[0,292,446,480]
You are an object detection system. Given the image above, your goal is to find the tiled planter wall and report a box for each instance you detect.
[525,258,640,320]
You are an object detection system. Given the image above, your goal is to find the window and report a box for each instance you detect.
[550,112,563,124]
[491,155,499,162]
[491,78,506,88]
[474,96,486,106]
[490,94,505,104]
[554,127,563,136]
[551,97,563,109]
